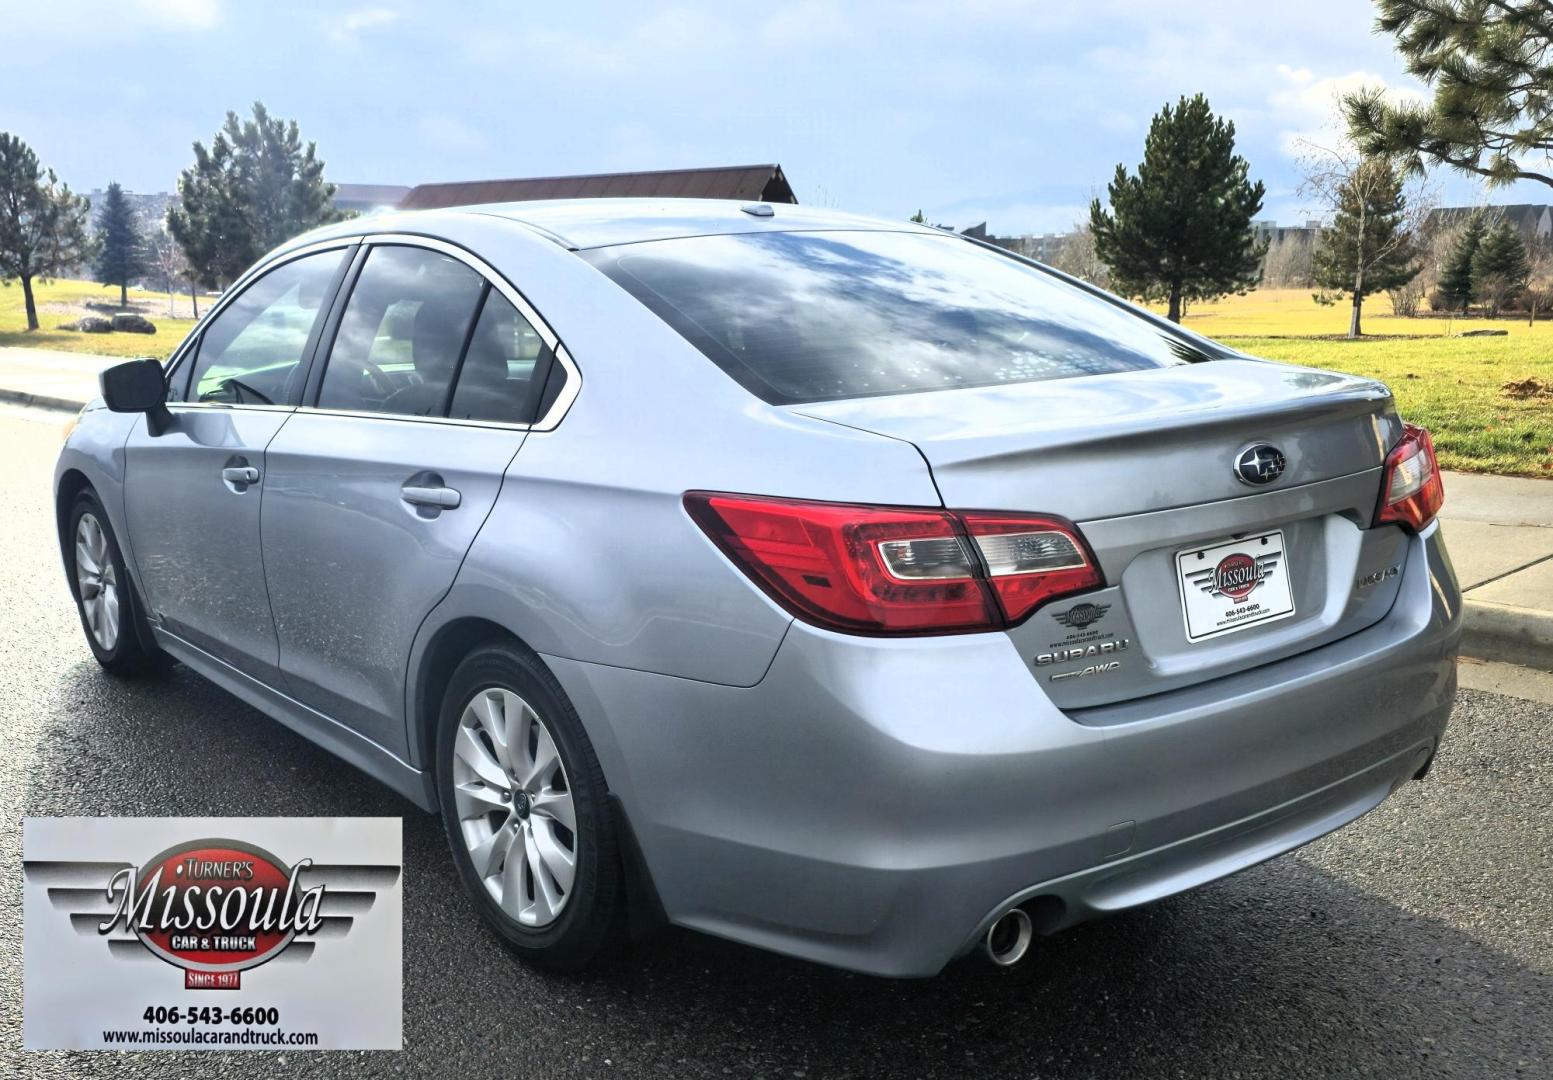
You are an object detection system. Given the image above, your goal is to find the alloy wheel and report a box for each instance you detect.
[452,687,577,926]
[75,513,120,651]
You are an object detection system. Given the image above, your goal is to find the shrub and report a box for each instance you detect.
[110,313,155,334]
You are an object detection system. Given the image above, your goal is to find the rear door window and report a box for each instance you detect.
[584,230,1215,405]
[447,291,551,424]
[317,245,486,417]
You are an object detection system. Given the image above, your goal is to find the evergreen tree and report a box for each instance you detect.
[92,182,147,308]
[1437,213,1485,312]
[169,102,343,290]
[1090,94,1266,321]
[1310,158,1419,337]
[1470,220,1531,316]
[0,132,92,331]
[1346,1,1553,190]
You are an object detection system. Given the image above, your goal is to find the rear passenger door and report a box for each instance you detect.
[259,237,561,755]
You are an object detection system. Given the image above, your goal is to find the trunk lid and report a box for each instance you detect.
[794,359,1411,707]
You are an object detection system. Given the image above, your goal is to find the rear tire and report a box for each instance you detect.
[436,641,624,970]
[67,491,164,677]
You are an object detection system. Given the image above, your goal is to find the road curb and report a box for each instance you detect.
[0,387,87,413]
[1461,598,1553,673]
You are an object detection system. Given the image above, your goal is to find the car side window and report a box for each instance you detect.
[447,291,551,424]
[184,250,344,406]
[317,245,486,417]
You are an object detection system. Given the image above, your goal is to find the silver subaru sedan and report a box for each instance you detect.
[55,199,1461,976]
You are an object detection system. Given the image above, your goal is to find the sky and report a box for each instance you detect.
[4,0,1545,235]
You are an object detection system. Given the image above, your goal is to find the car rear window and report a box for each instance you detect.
[583,230,1216,405]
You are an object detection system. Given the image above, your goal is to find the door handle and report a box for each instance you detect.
[222,466,261,486]
[401,485,461,510]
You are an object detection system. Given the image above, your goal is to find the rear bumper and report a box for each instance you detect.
[546,521,1461,977]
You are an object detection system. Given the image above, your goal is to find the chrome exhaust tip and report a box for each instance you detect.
[983,907,1033,967]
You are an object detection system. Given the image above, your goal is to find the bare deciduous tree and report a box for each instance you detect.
[1298,134,1436,335]
[1525,237,1553,325]
[145,223,194,318]
[1261,233,1314,288]
[1049,221,1108,286]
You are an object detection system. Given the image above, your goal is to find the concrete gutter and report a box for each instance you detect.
[0,386,89,413]
[1461,599,1553,673]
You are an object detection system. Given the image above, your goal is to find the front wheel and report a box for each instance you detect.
[67,491,164,676]
[435,642,624,970]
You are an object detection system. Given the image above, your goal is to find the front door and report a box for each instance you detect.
[261,242,553,754]
[122,246,349,683]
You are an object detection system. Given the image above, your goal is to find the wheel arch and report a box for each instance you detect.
[409,614,524,784]
[55,467,95,598]
[407,608,667,937]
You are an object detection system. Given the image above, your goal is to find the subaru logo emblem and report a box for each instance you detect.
[1234,444,1286,486]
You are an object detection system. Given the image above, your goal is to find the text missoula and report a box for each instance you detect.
[98,859,325,940]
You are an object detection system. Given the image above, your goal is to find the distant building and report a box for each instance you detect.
[333,183,412,215]
[958,222,1070,262]
[1425,204,1552,243]
[399,164,797,211]
[1251,219,1322,247]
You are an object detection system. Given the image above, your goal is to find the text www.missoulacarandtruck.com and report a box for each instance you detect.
[101,1027,321,1047]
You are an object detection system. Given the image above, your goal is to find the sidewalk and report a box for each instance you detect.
[1435,472,1553,671]
[2,344,1550,670]
[0,346,120,411]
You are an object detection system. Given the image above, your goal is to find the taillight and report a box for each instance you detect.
[959,513,1101,624]
[1375,423,1444,531]
[684,492,1102,635]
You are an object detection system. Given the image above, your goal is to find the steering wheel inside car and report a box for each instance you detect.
[357,359,395,400]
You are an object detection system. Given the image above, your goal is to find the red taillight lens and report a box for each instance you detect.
[960,513,1102,624]
[1375,423,1444,531]
[684,493,1102,635]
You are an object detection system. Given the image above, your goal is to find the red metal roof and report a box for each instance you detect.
[399,164,796,210]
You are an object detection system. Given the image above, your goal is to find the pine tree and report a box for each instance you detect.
[1090,94,1266,321]
[1471,220,1531,316]
[1310,158,1419,337]
[169,102,344,290]
[92,182,147,308]
[1438,213,1485,312]
[0,132,92,331]
[1346,2,1553,190]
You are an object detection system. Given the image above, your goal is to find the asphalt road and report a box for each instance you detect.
[1,407,1549,1078]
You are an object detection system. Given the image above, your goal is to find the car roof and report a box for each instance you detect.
[329,197,948,251]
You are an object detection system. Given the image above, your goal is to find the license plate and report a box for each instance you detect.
[1175,530,1295,642]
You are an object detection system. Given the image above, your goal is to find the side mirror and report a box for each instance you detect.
[100,357,172,436]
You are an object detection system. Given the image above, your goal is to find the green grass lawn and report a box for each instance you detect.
[1176,289,1553,477]
[0,278,196,358]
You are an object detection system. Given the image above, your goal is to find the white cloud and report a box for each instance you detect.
[417,113,488,155]
[135,0,219,30]
[463,7,735,78]
[1267,63,1427,158]
[759,1,849,46]
[329,7,401,43]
